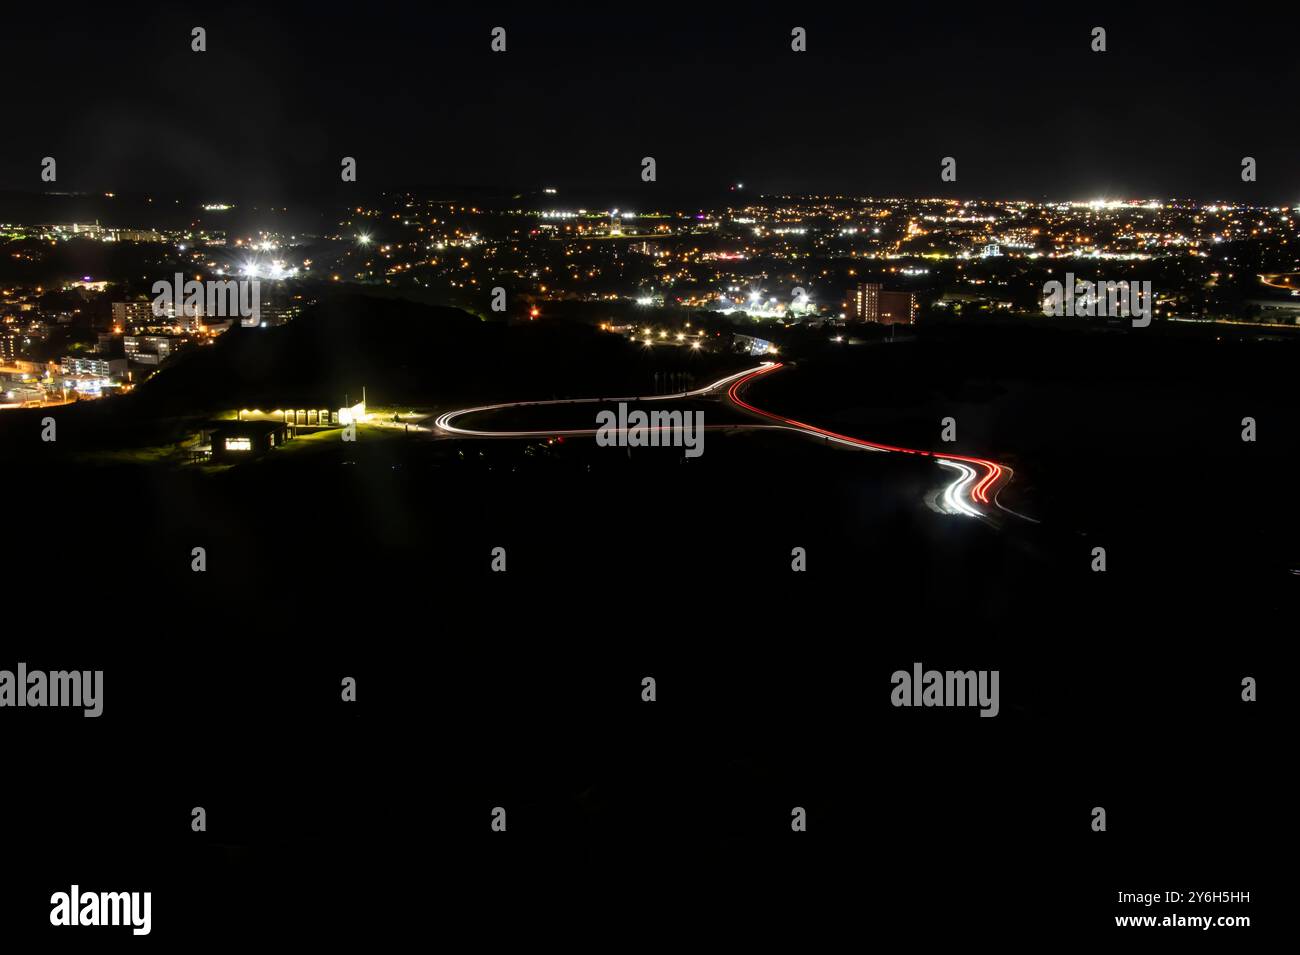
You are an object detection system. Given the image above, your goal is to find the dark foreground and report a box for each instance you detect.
[3,407,1282,943]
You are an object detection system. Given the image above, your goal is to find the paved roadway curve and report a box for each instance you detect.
[428,360,1033,521]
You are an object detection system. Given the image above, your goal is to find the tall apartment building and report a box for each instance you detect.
[847,282,881,322]
[112,301,157,328]
[846,282,917,325]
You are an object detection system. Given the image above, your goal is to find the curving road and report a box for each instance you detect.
[724,363,1027,520]
[432,365,770,437]
[430,360,1032,521]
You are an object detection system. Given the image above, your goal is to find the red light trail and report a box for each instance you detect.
[725,363,1009,510]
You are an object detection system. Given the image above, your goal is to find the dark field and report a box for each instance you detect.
[3,317,1283,944]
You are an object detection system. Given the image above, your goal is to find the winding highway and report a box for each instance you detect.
[723,363,1029,521]
[428,360,1032,521]
[432,365,769,437]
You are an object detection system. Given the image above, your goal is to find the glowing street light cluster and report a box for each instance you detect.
[240,260,300,280]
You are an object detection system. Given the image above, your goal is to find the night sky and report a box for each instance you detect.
[3,1,1297,202]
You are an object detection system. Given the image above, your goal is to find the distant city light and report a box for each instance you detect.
[240,259,299,281]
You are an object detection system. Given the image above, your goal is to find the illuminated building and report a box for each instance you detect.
[209,421,290,461]
[60,373,114,395]
[255,301,303,328]
[234,394,366,429]
[124,335,182,365]
[60,356,127,379]
[112,302,155,327]
[878,291,918,325]
[846,282,916,325]
[847,283,881,321]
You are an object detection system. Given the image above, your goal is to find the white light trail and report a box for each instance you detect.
[937,459,982,517]
[433,363,774,436]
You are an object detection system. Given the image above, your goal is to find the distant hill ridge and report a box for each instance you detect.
[130,294,727,413]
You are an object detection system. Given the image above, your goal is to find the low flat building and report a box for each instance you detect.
[60,373,114,395]
[209,421,290,461]
[61,355,127,379]
[236,396,367,429]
